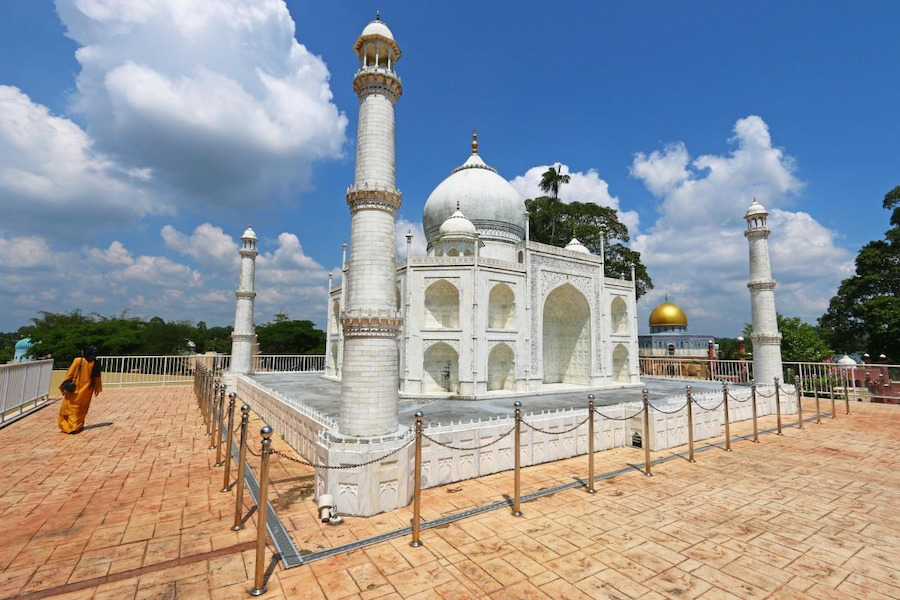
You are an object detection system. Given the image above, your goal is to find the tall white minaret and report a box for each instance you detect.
[339,14,403,437]
[231,227,258,375]
[744,200,783,385]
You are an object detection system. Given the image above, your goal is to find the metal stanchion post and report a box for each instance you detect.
[214,386,227,464]
[774,377,783,436]
[795,375,804,430]
[410,411,424,547]
[232,404,250,531]
[750,379,759,443]
[249,426,273,597]
[512,401,523,516]
[207,380,218,437]
[830,374,837,419]
[686,386,696,463]
[723,382,732,451]
[814,380,822,424]
[221,392,237,492]
[843,371,851,415]
[586,395,596,492]
[642,390,652,476]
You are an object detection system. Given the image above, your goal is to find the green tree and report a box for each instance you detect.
[819,185,900,361]
[715,337,741,360]
[256,319,325,355]
[743,314,832,362]
[525,197,653,299]
[537,165,570,244]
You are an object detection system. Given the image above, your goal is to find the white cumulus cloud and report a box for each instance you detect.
[395,217,427,258]
[631,116,853,334]
[55,0,347,206]
[509,164,640,233]
[0,85,158,235]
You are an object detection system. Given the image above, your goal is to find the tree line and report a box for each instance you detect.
[1,310,325,367]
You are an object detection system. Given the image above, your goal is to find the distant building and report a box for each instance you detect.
[638,297,716,358]
[12,337,35,363]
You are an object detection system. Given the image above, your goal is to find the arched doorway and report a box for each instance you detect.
[488,283,515,329]
[487,343,515,391]
[611,297,628,334]
[613,344,630,383]
[424,280,459,328]
[330,341,339,376]
[542,284,591,385]
[423,343,459,393]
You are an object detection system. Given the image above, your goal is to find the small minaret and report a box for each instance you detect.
[339,14,404,436]
[231,227,258,375]
[744,199,783,385]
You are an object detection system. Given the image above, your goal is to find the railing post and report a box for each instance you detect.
[222,392,237,492]
[642,390,652,476]
[814,379,822,424]
[207,379,218,438]
[214,385,227,463]
[722,382,732,451]
[795,375,804,430]
[512,401,523,516]
[830,374,837,419]
[843,370,851,415]
[750,379,759,443]
[232,404,251,531]
[686,386,696,463]
[249,426,273,596]
[586,394,596,493]
[774,377,783,436]
[410,411,424,547]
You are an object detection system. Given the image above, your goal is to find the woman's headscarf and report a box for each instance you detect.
[82,345,102,378]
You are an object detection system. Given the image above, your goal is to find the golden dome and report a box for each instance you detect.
[649,300,688,328]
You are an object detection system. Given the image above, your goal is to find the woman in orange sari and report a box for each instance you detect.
[58,346,103,434]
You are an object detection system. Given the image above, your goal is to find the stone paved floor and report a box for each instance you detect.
[1,387,899,599]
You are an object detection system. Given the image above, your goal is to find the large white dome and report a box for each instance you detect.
[423,152,525,247]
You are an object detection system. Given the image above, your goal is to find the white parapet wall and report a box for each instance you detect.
[234,377,800,516]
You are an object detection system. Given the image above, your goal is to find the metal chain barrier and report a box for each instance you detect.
[269,433,417,469]
[423,424,516,450]
[594,406,645,421]
[754,388,777,398]
[692,397,727,412]
[519,413,592,435]
[647,400,689,415]
[727,391,752,403]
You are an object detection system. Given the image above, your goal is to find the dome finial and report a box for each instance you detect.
[471,130,478,155]
[456,199,460,211]
[375,10,380,21]
[664,292,668,302]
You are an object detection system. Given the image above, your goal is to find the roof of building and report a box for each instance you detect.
[564,238,591,254]
[745,198,768,219]
[438,206,477,239]
[423,137,525,246]
[649,299,688,328]
[241,227,257,241]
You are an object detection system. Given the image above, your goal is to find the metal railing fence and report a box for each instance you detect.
[639,357,900,404]
[97,354,325,388]
[0,359,53,422]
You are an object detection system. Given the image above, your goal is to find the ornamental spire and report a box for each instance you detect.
[471,130,478,155]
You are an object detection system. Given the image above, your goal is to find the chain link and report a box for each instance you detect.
[594,406,645,421]
[648,401,689,415]
[692,397,726,412]
[754,389,777,398]
[520,413,593,435]
[727,392,751,403]
[268,433,417,469]
[423,424,516,450]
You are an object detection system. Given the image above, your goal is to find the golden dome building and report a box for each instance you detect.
[638,296,717,358]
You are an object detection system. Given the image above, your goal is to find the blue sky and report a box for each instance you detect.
[0,1,897,336]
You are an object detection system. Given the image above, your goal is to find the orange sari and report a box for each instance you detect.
[58,357,103,433]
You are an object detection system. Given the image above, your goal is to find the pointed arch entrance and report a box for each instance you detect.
[487,343,515,391]
[423,342,459,393]
[613,344,630,383]
[542,283,591,385]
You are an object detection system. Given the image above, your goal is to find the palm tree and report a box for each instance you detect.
[539,164,570,199]
[538,164,570,244]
